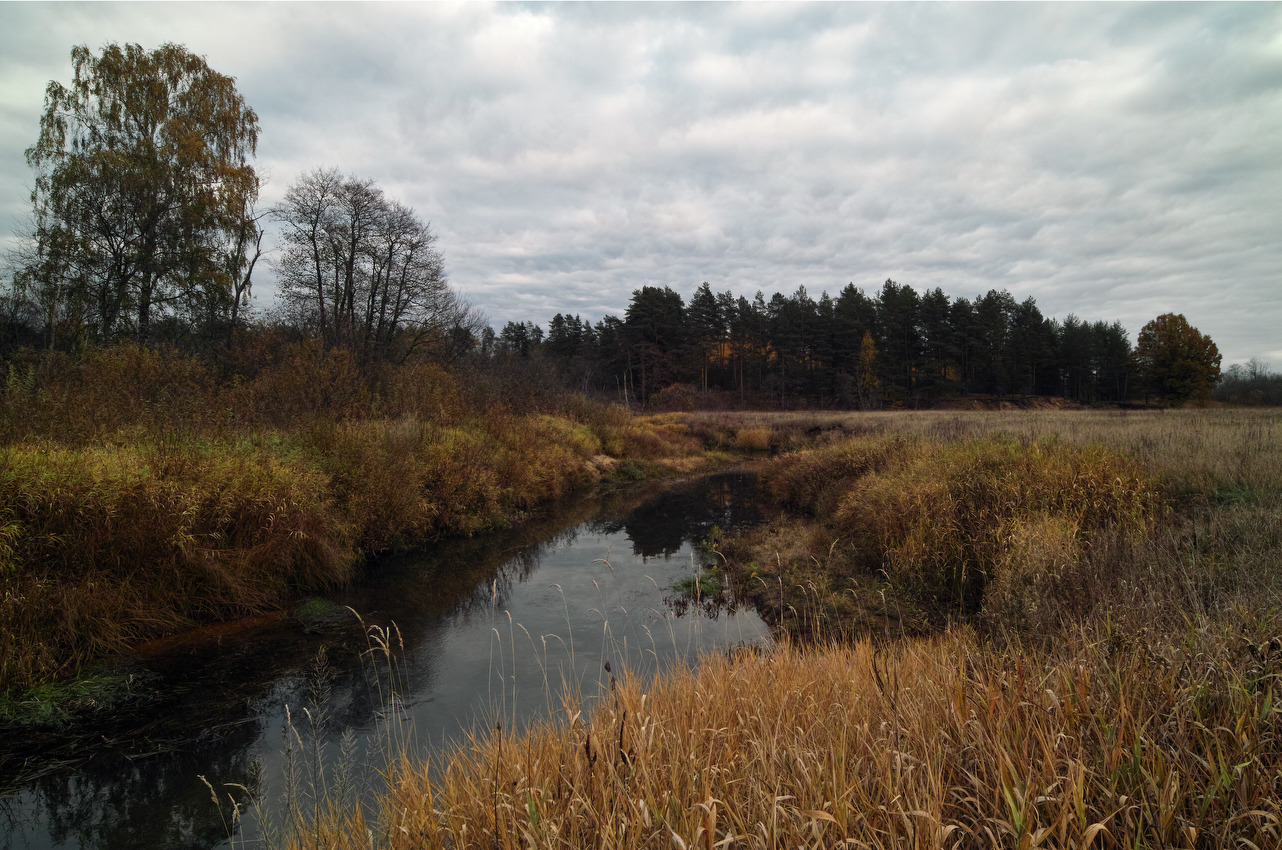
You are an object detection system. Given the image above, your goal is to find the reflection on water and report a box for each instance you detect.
[0,472,771,849]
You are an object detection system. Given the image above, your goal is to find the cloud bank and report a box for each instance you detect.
[1,2,1279,365]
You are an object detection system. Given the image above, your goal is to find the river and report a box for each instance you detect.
[0,471,772,849]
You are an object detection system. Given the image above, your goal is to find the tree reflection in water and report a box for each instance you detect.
[4,715,261,850]
[1,472,771,850]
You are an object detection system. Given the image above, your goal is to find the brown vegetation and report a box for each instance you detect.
[297,408,1282,849]
[0,344,713,693]
[707,409,1278,642]
[293,629,1281,849]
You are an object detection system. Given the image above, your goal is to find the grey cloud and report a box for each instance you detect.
[1,2,1279,367]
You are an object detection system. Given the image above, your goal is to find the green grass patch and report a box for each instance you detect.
[0,670,133,728]
[614,459,647,481]
[672,569,724,599]
[293,598,358,634]
[1213,483,1260,507]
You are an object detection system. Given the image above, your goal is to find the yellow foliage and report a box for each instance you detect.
[307,631,1282,849]
[733,426,772,452]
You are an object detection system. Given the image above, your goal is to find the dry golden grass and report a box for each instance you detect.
[0,346,714,693]
[305,628,1281,850]
[681,408,1281,496]
[0,439,352,687]
[701,409,1280,638]
[771,434,1156,612]
[0,414,615,692]
[0,415,617,691]
[733,427,773,453]
[291,408,1282,850]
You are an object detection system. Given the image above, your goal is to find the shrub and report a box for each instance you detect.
[764,435,912,517]
[0,440,350,689]
[837,436,1156,611]
[651,382,697,411]
[733,427,772,452]
[759,434,1158,615]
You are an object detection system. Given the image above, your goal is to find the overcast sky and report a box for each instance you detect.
[1,2,1279,366]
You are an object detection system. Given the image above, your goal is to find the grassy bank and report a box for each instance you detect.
[0,345,713,694]
[702,409,1280,643]
[301,629,1278,849]
[294,408,1281,849]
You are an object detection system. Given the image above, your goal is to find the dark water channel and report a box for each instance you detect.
[1,472,772,849]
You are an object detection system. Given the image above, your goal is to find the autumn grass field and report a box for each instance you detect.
[292,408,1282,849]
[0,345,715,696]
[3,347,1279,848]
[706,409,1279,643]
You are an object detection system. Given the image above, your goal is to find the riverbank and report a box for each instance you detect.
[1,469,775,845]
[300,408,1281,849]
[7,355,1280,847]
[0,345,734,698]
[713,408,1279,645]
[329,629,1276,849]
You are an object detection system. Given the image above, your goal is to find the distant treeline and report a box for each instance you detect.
[7,40,1270,413]
[489,281,1139,409]
[1215,359,1282,406]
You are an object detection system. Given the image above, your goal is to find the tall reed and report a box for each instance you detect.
[302,628,1281,849]
[258,409,1281,848]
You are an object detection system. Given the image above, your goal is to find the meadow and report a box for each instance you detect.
[3,347,1278,848]
[285,408,1281,849]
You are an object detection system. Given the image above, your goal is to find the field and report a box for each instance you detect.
[4,359,1279,848]
[286,408,1282,849]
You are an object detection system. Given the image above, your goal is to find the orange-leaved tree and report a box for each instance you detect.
[1135,313,1221,404]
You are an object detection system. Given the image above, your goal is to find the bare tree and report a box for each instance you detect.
[221,175,268,341]
[275,167,343,343]
[274,168,461,362]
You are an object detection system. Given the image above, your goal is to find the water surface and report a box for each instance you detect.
[0,472,771,849]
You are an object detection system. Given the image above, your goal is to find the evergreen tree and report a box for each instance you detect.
[624,286,685,405]
[1090,321,1132,402]
[875,280,921,405]
[973,290,1016,397]
[1008,297,1057,396]
[832,284,878,405]
[687,282,724,393]
[949,296,979,395]
[918,287,956,399]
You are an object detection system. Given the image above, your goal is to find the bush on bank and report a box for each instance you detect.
[754,432,1157,623]
[0,343,705,693]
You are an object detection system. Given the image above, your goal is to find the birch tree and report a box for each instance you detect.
[21,43,259,344]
